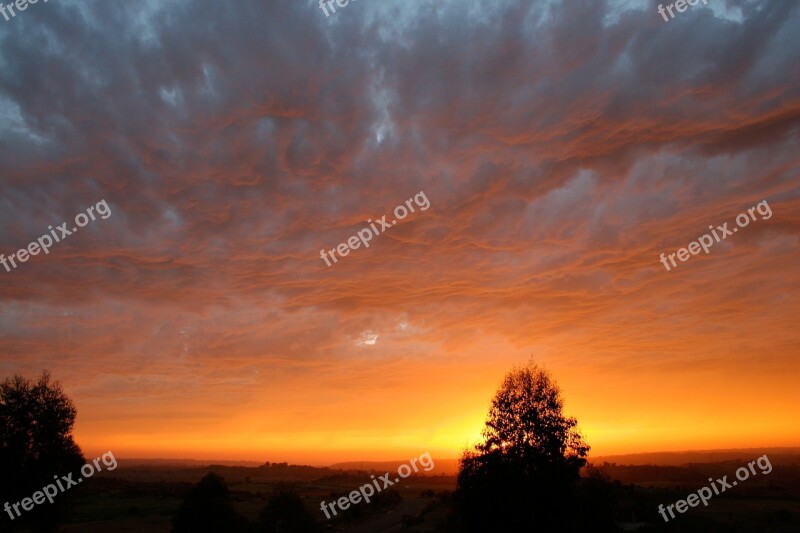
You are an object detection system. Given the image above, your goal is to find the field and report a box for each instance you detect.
[55,453,800,532]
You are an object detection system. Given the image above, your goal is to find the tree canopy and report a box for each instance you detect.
[0,371,85,530]
[478,362,589,465]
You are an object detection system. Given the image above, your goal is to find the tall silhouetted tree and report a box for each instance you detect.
[453,362,591,532]
[173,472,240,533]
[0,371,85,531]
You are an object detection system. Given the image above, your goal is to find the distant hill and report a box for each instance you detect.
[330,448,800,473]
[113,447,800,472]
[329,458,460,475]
[589,447,800,466]
[116,458,266,467]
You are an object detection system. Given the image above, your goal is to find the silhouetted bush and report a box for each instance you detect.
[258,488,320,532]
[571,466,621,531]
[172,472,241,533]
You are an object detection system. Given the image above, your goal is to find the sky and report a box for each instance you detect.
[0,0,798,465]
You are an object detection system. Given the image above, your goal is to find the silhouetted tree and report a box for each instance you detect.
[172,473,239,533]
[453,362,593,532]
[258,487,320,532]
[0,371,85,531]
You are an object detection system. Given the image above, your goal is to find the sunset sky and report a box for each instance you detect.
[0,0,799,465]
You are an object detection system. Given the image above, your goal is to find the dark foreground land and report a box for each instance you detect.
[53,453,800,532]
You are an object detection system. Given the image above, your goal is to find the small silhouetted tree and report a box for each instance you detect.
[173,473,239,533]
[0,371,85,531]
[453,362,591,532]
[258,488,320,532]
